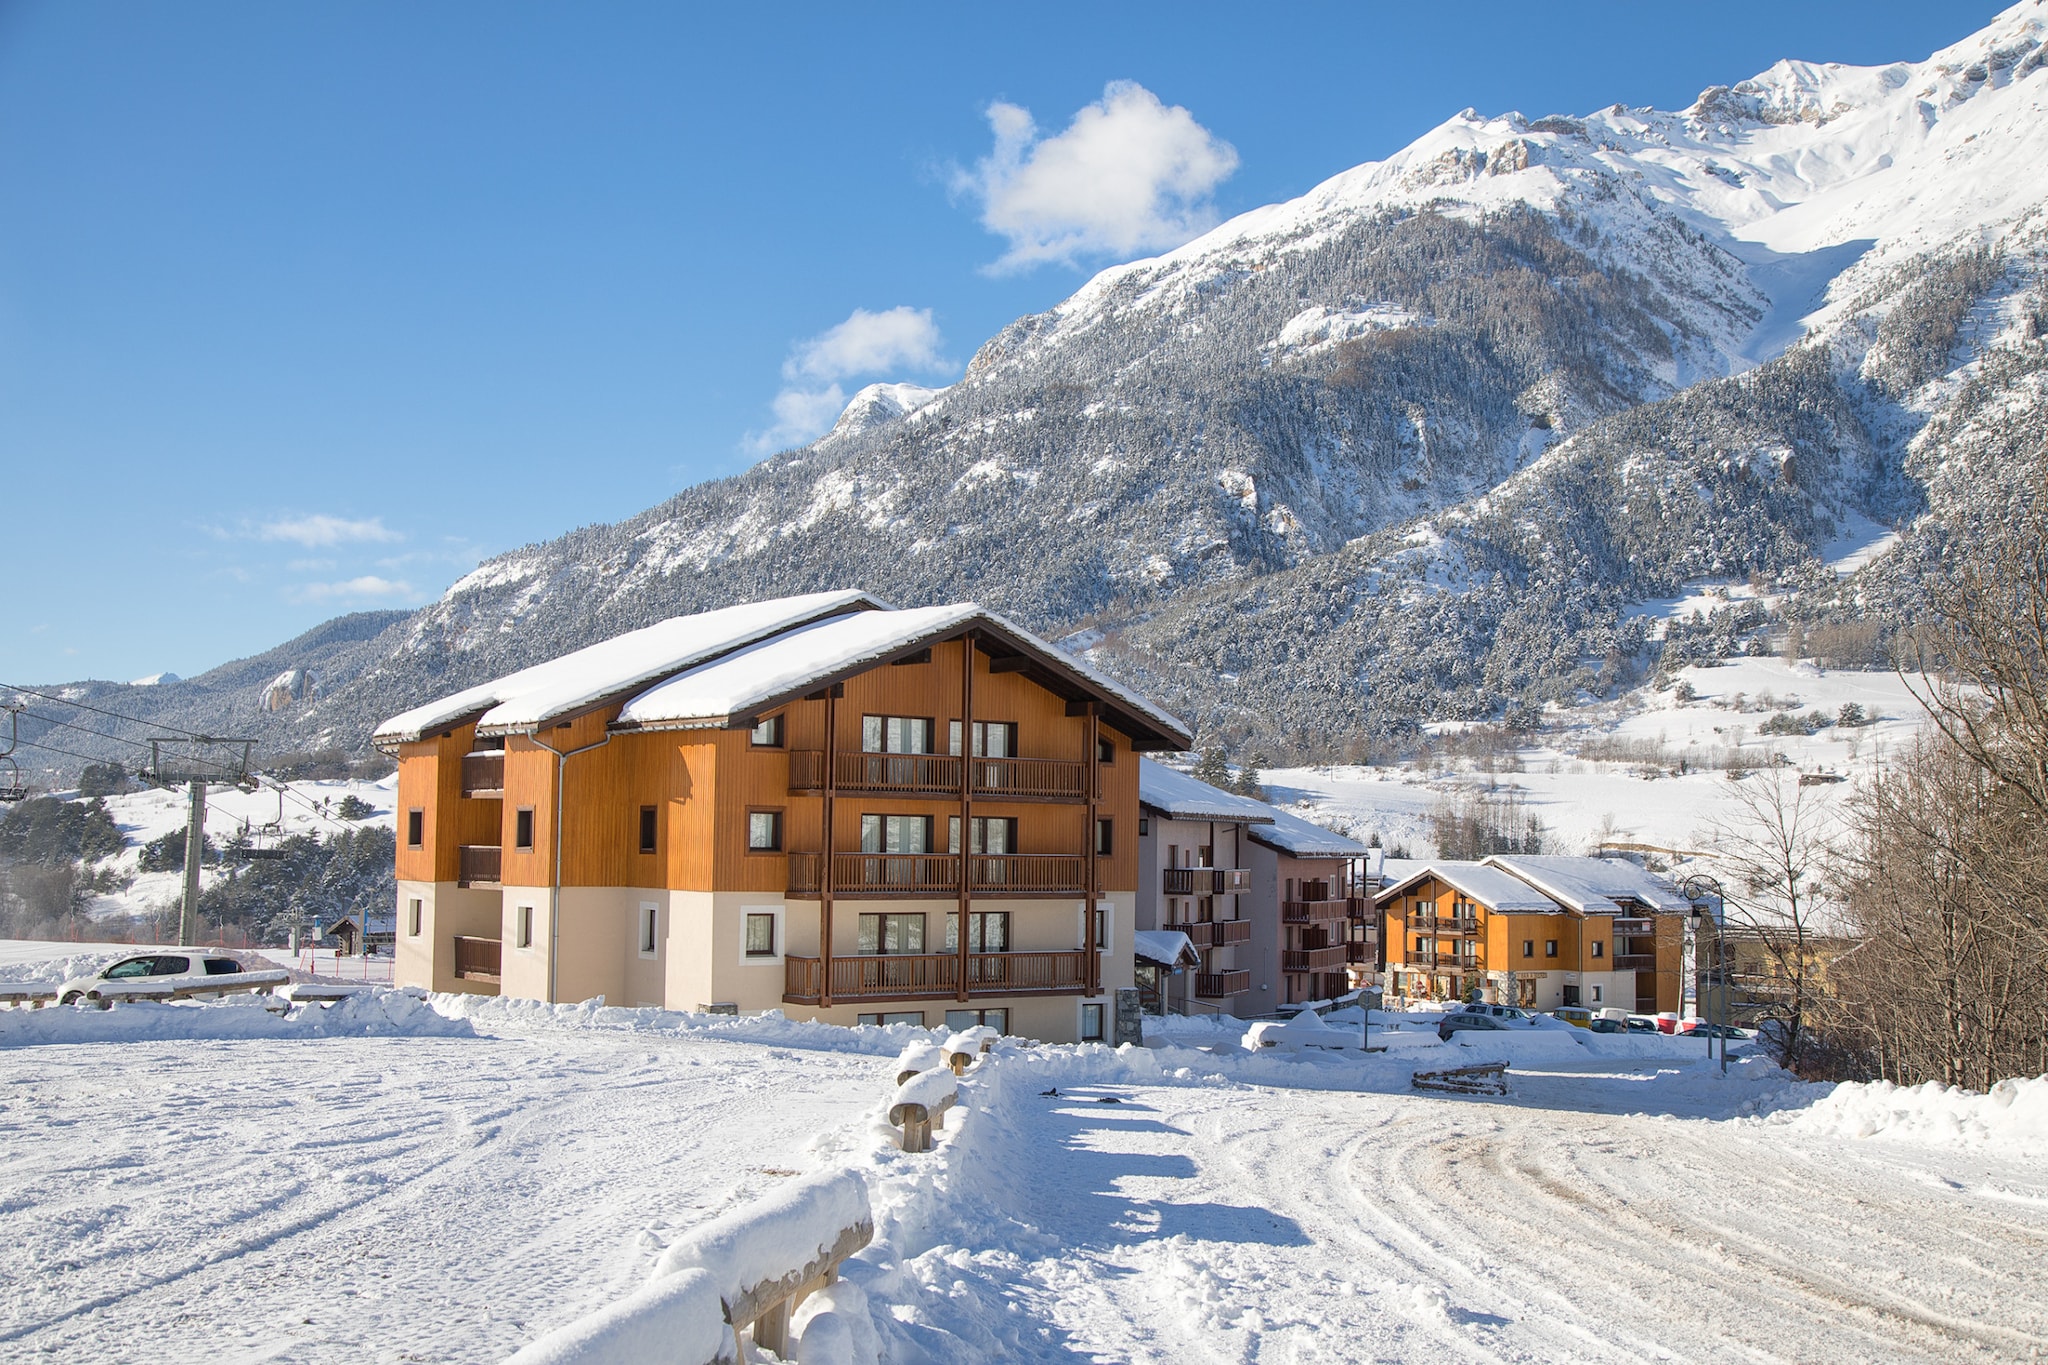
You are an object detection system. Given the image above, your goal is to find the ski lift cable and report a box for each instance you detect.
[0,683,224,743]
[14,708,159,756]
[9,736,128,768]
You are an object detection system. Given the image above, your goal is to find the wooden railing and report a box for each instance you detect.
[453,935,502,983]
[1163,867,1252,895]
[1611,917,1653,934]
[783,950,1097,1003]
[458,844,502,887]
[786,751,1089,801]
[1345,940,1372,964]
[1283,945,1352,974]
[1410,946,1480,969]
[1164,918,1252,948]
[460,751,504,797]
[1407,914,1479,936]
[1614,953,1658,970]
[1282,897,1355,923]
[1194,969,1251,998]
[785,852,1088,898]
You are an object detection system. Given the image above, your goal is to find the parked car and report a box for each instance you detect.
[1689,1022,1753,1040]
[1438,1010,1509,1041]
[1624,1016,1660,1034]
[57,953,249,1005]
[1458,1003,1536,1022]
[1554,1006,1595,1029]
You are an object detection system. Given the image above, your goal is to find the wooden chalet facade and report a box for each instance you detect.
[1243,808,1374,1007]
[1134,761,1272,1017]
[1379,856,1691,1015]
[374,593,1191,1043]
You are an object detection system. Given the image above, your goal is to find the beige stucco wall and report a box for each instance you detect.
[394,879,502,996]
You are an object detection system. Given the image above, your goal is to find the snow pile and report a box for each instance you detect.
[653,1168,872,1288]
[890,1066,958,1118]
[504,1268,727,1365]
[435,994,927,1057]
[0,986,474,1047]
[1779,1074,2048,1154]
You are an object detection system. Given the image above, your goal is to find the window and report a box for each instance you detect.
[948,720,1015,757]
[947,815,1016,855]
[945,1008,1006,1033]
[1088,903,1109,951]
[1081,1003,1105,1042]
[639,806,658,854]
[1521,939,1533,959]
[744,912,776,957]
[748,810,783,852]
[638,903,659,956]
[203,959,240,976]
[1591,941,1605,959]
[857,912,925,954]
[1544,939,1559,958]
[151,956,190,976]
[409,898,423,938]
[516,905,534,949]
[515,808,535,851]
[1095,818,1113,856]
[749,713,784,748]
[1139,817,1149,836]
[104,957,155,980]
[862,715,933,753]
[1592,985,1604,1003]
[1415,936,1425,954]
[861,813,931,853]
[406,809,424,848]
[945,910,1010,952]
[857,1011,926,1027]
[1097,736,1115,764]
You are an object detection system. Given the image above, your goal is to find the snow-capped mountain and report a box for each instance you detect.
[38,2,2048,766]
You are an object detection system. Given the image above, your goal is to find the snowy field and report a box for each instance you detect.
[1266,657,1935,860]
[7,942,2045,1363]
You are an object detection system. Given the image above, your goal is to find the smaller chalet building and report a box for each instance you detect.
[1380,856,1691,1014]
[1243,807,1372,1008]
[1134,761,1272,1016]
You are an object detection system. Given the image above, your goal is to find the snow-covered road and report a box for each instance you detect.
[889,1056,2048,1363]
[0,1013,891,1363]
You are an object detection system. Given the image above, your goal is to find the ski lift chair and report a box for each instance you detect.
[0,757,25,802]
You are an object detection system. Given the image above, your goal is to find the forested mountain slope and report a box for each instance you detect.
[27,1,2048,771]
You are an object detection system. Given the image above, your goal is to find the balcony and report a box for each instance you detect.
[1282,897,1354,923]
[787,751,1089,802]
[1611,917,1652,934]
[452,935,501,984]
[1163,867,1252,896]
[1345,940,1373,964]
[785,852,1088,899]
[460,751,505,798]
[1410,946,1480,970]
[458,844,502,888]
[1195,969,1251,998]
[1407,914,1480,937]
[1615,953,1658,970]
[1163,918,1252,948]
[1282,945,1351,974]
[782,950,1097,1004]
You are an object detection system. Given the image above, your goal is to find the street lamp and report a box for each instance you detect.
[1680,874,1729,1076]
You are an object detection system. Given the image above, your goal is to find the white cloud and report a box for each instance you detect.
[259,514,401,548]
[953,81,1239,273]
[750,307,953,453]
[292,575,416,602]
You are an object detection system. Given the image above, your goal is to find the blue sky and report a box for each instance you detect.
[0,0,2005,684]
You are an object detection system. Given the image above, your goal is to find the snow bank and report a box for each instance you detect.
[503,1267,727,1365]
[654,1167,872,1295]
[1778,1075,2048,1155]
[791,1280,882,1365]
[892,1041,945,1080]
[890,1067,958,1118]
[0,987,474,1047]
[437,994,927,1057]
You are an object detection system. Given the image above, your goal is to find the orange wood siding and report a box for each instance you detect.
[395,726,472,883]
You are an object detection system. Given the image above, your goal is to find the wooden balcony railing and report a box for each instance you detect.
[1162,918,1252,948]
[1410,947,1480,970]
[1163,867,1252,896]
[1282,945,1352,974]
[1282,897,1354,923]
[452,935,501,983]
[785,852,1088,898]
[786,752,1090,802]
[1407,914,1480,937]
[1345,940,1372,964]
[458,844,502,888]
[1611,917,1653,934]
[782,950,1098,1004]
[460,751,504,797]
[1195,969,1251,998]
[1614,953,1658,970]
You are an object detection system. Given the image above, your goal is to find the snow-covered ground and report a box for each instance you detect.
[1266,657,1933,862]
[4,936,2044,1363]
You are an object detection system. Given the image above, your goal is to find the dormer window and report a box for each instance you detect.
[749,714,784,748]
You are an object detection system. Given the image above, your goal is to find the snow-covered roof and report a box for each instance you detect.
[1376,861,1560,914]
[615,603,1191,750]
[1483,856,1693,916]
[1137,759,1274,823]
[1133,930,1201,969]
[373,591,880,745]
[1248,806,1368,859]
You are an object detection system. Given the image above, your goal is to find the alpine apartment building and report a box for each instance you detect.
[373,591,1192,1043]
[1379,855,1691,1014]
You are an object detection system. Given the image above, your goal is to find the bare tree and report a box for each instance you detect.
[1699,773,1837,1069]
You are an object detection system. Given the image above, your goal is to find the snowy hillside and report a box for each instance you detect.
[27,1,2048,768]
